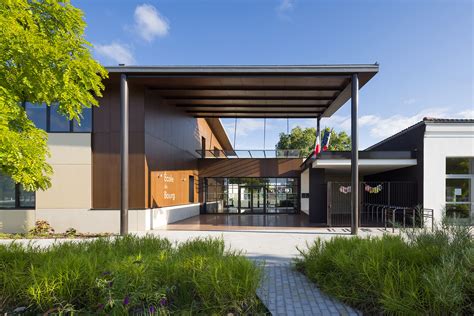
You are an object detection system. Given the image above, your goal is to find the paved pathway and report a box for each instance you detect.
[257,263,359,316]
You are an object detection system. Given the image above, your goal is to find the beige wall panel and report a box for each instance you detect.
[46,133,92,165]
[36,164,91,209]
[0,209,36,233]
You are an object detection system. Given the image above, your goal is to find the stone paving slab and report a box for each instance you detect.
[257,263,359,316]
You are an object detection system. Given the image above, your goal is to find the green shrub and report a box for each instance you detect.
[0,235,263,315]
[295,223,473,315]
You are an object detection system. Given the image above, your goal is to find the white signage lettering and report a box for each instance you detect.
[164,191,176,201]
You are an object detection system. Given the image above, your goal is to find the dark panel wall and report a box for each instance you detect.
[309,168,326,224]
[367,124,425,205]
[198,159,302,178]
[92,82,146,209]
[144,91,224,208]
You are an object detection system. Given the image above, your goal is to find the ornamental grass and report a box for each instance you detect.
[0,235,263,315]
[295,221,473,315]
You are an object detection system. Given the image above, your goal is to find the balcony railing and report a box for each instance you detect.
[196,149,304,159]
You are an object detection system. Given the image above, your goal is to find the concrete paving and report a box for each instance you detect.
[257,264,359,316]
[141,227,390,264]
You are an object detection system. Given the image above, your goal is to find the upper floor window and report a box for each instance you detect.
[23,102,92,133]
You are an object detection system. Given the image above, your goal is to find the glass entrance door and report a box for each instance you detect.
[239,186,266,214]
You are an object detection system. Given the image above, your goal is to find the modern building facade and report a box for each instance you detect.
[0,65,472,233]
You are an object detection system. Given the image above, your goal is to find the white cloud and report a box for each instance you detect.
[458,109,474,119]
[276,0,295,20]
[321,107,474,140]
[277,0,294,12]
[94,42,135,65]
[134,4,169,42]
[222,119,271,137]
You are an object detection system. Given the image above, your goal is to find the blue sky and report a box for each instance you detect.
[74,0,473,149]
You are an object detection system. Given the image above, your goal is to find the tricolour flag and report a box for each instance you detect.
[314,131,321,156]
[321,129,332,151]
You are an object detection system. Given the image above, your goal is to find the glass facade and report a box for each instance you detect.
[0,174,35,209]
[446,157,473,224]
[23,102,92,133]
[204,177,299,214]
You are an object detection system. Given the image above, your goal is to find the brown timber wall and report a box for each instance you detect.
[92,82,146,209]
[92,81,225,209]
[198,158,302,178]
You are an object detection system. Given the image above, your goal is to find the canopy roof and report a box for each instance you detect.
[107,64,379,118]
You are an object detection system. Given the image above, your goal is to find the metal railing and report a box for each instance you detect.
[196,149,304,159]
[382,206,434,232]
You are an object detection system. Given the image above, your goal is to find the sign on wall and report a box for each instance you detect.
[152,170,197,207]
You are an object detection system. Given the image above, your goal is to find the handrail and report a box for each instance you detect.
[196,149,305,159]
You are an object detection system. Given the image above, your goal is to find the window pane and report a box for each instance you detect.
[50,103,70,132]
[73,107,92,132]
[446,158,472,174]
[19,185,35,208]
[446,204,471,219]
[446,179,470,202]
[25,102,47,130]
[0,174,16,208]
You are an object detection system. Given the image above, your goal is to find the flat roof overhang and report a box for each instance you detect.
[309,151,417,175]
[106,64,379,118]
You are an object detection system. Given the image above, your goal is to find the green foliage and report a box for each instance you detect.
[276,126,351,157]
[0,235,264,314]
[295,223,473,315]
[28,220,55,235]
[0,0,108,190]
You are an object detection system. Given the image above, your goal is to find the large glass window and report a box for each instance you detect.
[23,102,92,133]
[0,174,35,209]
[25,102,47,130]
[50,103,70,132]
[73,107,92,132]
[446,158,473,224]
[204,177,299,214]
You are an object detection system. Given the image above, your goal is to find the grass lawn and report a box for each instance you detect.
[0,235,265,315]
[295,223,473,315]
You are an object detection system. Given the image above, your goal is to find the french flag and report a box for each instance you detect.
[314,129,331,156]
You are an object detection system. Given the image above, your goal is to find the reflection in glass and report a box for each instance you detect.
[446,179,470,202]
[25,102,47,130]
[446,158,473,175]
[50,103,70,132]
[204,177,298,214]
[0,175,15,208]
[19,185,35,208]
[73,107,92,132]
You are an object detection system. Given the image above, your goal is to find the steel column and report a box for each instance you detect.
[351,74,359,235]
[120,74,129,235]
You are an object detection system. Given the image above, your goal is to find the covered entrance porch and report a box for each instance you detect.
[114,64,379,234]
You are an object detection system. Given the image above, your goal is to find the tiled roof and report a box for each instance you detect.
[422,117,474,123]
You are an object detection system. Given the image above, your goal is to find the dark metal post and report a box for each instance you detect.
[120,74,129,235]
[351,74,359,235]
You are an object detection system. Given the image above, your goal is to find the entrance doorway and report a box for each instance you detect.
[204,177,298,214]
[239,186,265,214]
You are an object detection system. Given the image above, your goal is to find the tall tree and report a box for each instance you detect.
[276,126,351,157]
[0,0,108,191]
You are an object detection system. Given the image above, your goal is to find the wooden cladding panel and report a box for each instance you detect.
[198,158,302,178]
[92,83,146,209]
[150,170,198,208]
